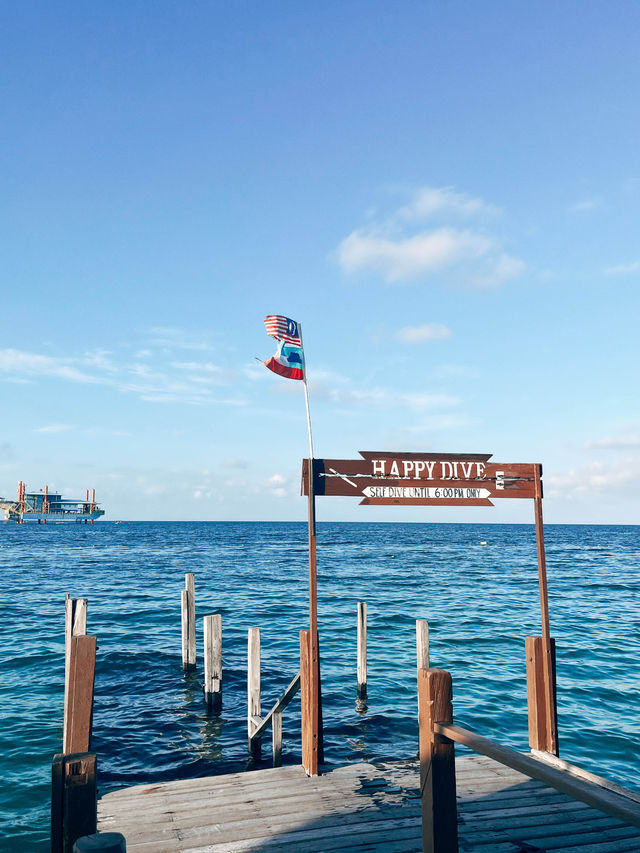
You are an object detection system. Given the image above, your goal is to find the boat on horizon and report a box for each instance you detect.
[0,481,105,524]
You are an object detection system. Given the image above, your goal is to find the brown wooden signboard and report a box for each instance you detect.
[300,447,557,761]
[302,452,541,506]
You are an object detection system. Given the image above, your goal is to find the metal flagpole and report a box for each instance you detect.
[298,324,314,460]
[297,323,321,774]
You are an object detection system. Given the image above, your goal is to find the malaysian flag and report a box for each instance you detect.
[264,315,302,347]
[263,315,305,380]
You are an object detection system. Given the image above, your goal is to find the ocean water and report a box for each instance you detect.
[0,521,638,851]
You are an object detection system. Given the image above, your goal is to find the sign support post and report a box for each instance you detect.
[302,458,322,776]
[531,466,559,755]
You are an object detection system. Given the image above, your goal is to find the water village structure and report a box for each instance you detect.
[52,452,640,852]
[0,481,104,523]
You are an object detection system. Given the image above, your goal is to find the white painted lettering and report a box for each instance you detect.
[440,461,454,479]
[389,461,400,477]
[476,463,486,479]
[372,459,386,476]
[425,461,436,479]
[402,461,414,478]
[414,461,426,479]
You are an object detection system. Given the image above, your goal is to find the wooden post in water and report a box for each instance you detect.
[203,614,222,712]
[357,601,367,699]
[272,709,283,767]
[248,627,261,760]
[418,667,458,853]
[526,635,558,754]
[181,573,196,671]
[63,635,96,755]
[300,629,312,772]
[527,466,559,756]
[64,596,87,742]
[416,619,430,671]
[51,752,97,853]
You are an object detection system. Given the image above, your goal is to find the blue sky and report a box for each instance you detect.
[2,1,639,522]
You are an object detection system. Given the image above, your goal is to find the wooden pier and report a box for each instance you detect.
[97,755,640,852]
[54,588,640,853]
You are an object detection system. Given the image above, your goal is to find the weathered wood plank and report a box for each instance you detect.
[247,626,260,758]
[98,756,640,853]
[203,613,222,711]
[357,602,367,699]
[63,635,96,755]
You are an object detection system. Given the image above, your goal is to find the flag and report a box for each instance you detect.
[263,315,305,380]
[264,315,302,346]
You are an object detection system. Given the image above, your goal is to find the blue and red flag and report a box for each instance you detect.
[263,315,305,380]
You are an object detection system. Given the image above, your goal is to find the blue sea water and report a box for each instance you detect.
[0,521,638,851]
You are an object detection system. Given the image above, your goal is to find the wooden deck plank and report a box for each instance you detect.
[98,755,640,853]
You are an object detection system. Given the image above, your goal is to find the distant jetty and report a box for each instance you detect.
[0,481,104,524]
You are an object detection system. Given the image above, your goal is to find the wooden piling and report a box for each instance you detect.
[418,667,458,853]
[64,596,87,742]
[416,619,429,670]
[181,574,196,671]
[203,614,222,712]
[51,752,97,853]
[300,629,313,774]
[248,627,261,759]
[357,601,367,699]
[63,635,97,755]
[272,710,283,767]
[526,635,559,755]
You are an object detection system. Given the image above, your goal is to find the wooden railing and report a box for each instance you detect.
[419,666,640,853]
[247,627,302,767]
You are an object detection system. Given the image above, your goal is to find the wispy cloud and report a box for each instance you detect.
[585,436,640,450]
[147,327,215,351]
[394,186,500,221]
[272,367,460,413]
[568,197,601,214]
[33,424,74,433]
[546,456,640,499]
[338,228,493,282]
[335,185,524,286]
[603,261,640,276]
[0,342,243,406]
[395,323,452,343]
[321,385,459,412]
[0,350,105,384]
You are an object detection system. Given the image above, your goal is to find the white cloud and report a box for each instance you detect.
[33,424,74,433]
[568,197,601,214]
[0,349,104,384]
[396,323,452,343]
[0,345,244,406]
[327,387,459,412]
[395,186,499,221]
[546,456,640,499]
[147,327,215,351]
[337,227,492,282]
[472,253,526,287]
[335,185,524,286]
[585,436,640,450]
[603,261,640,276]
[223,457,249,469]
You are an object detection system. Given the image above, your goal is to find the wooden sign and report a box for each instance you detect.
[302,452,541,506]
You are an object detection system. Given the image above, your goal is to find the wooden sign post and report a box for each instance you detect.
[301,458,322,776]
[301,450,559,761]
